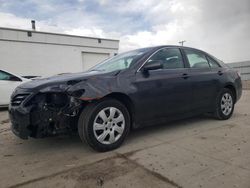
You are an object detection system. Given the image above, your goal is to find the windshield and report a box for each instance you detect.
[89,48,150,72]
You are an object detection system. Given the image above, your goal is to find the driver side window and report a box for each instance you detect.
[147,48,184,69]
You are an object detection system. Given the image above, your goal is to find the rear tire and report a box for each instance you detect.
[213,88,235,120]
[78,98,130,152]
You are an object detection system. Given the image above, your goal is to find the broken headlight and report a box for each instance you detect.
[46,93,68,108]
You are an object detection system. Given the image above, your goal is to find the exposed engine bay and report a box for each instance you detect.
[26,92,83,138]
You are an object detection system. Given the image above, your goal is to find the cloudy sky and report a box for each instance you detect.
[0,0,249,62]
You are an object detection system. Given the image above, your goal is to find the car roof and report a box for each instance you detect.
[149,45,207,53]
[146,45,225,66]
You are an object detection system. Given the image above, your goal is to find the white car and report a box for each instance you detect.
[0,70,29,106]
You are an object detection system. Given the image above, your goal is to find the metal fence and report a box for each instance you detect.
[228,61,250,80]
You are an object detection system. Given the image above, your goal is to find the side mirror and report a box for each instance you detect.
[142,60,163,73]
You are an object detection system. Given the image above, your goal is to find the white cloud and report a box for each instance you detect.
[0,0,249,62]
[0,12,31,29]
[98,0,110,6]
[0,12,63,33]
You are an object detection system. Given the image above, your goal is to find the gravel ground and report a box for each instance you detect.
[0,91,250,188]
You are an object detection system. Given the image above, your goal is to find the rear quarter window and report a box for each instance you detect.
[207,56,221,68]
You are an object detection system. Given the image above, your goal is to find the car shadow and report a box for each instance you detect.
[0,107,8,111]
[126,114,216,141]
[13,114,218,154]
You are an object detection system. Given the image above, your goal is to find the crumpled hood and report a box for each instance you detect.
[18,70,112,90]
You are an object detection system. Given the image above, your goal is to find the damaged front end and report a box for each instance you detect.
[9,71,120,140]
[9,85,84,139]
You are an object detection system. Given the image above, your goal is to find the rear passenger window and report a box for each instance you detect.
[147,48,184,69]
[207,56,220,68]
[184,49,210,68]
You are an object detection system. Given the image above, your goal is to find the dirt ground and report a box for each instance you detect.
[242,80,250,90]
[1,91,250,188]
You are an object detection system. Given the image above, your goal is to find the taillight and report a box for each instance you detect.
[237,71,241,77]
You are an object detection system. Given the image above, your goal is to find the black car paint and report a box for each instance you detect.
[9,46,242,139]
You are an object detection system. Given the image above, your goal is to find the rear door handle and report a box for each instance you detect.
[218,70,223,76]
[182,73,189,79]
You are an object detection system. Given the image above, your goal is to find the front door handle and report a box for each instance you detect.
[218,70,223,76]
[182,73,189,79]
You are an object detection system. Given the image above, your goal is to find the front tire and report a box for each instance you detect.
[78,98,130,152]
[214,88,235,120]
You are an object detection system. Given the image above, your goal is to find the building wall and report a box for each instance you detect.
[228,61,250,80]
[0,27,119,77]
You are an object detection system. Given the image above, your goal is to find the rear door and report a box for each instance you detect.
[133,48,192,122]
[182,49,221,111]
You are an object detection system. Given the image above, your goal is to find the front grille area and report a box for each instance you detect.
[11,93,30,106]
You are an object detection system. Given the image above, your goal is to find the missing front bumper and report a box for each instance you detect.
[9,106,31,139]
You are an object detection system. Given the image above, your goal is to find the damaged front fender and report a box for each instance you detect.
[67,75,121,101]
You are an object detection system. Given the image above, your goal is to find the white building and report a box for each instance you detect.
[0,27,119,77]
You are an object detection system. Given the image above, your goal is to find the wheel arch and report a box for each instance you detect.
[224,84,237,103]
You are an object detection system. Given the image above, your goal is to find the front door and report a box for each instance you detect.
[132,48,191,123]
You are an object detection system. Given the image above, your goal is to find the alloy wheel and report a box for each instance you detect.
[221,93,233,116]
[93,107,125,144]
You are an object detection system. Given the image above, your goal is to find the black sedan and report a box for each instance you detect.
[9,46,242,151]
